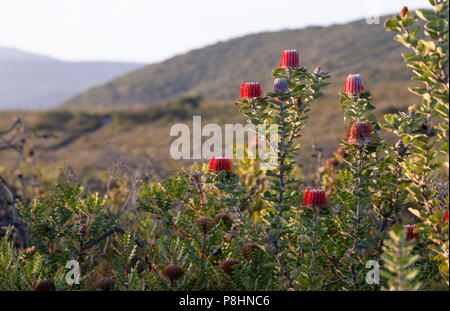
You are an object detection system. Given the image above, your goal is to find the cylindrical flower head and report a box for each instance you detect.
[209,157,232,173]
[345,74,365,94]
[279,50,300,68]
[405,224,419,241]
[303,189,327,207]
[272,78,289,93]
[346,121,374,145]
[443,211,449,223]
[240,82,262,99]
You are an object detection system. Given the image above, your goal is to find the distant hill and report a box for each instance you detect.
[63,15,410,109]
[0,46,144,110]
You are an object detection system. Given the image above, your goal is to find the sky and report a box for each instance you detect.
[0,0,428,64]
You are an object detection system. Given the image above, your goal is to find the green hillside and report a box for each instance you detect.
[63,16,411,108]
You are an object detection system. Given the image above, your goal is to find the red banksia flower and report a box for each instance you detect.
[272,78,289,93]
[242,243,260,259]
[443,211,449,223]
[279,50,300,68]
[240,82,262,99]
[405,224,419,241]
[35,279,55,291]
[345,74,365,94]
[220,259,240,276]
[163,264,184,282]
[303,189,327,207]
[400,6,408,18]
[209,157,232,173]
[96,277,115,291]
[346,121,374,145]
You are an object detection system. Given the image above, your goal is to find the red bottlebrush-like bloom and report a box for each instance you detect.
[209,157,232,173]
[240,82,262,99]
[345,74,365,94]
[279,50,300,68]
[405,224,419,241]
[303,189,327,207]
[346,121,374,145]
[443,211,449,223]
[272,78,289,93]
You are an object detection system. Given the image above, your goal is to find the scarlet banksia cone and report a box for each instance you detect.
[240,82,262,99]
[272,78,289,93]
[279,49,300,68]
[346,121,374,145]
[405,224,419,241]
[96,277,115,291]
[242,243,260,259]
[215,213,232,224]
[303,189,327,207]
[163,264,184,282]
[197,216,215,232]
[220,259,240,276]
[35,279,55,291]
[443,211,449,223]
[400,6,408,18]
[209,157,232,173]
[344,74,364,94]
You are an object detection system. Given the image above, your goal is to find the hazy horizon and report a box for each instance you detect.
[0,0,427,64]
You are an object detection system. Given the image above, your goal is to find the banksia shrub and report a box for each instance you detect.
[272,78,289,93]
[240,82,262,99]
[344,74,364,94]
[346,121,374,145]
[96,277,115,291]
[303,189,327,207]
[35,279,55,291]
[163,264,184,282]
[220,259,240,276]
[279,49,300,68]
[209,157,232,173]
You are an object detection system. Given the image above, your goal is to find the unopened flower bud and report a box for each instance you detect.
[400,6,408,18]
[220,259,240,276]
[314,66,323,77]
[197,216,215,232]
[242,243,260,259]
[163,264,184,282]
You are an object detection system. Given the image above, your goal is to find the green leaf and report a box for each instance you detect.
[415,9,437,21]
